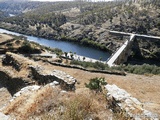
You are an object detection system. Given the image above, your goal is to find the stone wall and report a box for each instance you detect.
[38,58,126,76]
[30,65,76,91]
[1,52,76,94]
[0,69,29,95]
[105,84,159,120]
[2,52,22,71]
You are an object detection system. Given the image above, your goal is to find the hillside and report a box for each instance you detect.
[0,1,47,15]
[0,34,159,119]
[0,0,160,63]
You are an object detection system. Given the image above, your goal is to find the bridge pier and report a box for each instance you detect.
[107,34,135,67]
[114,39,134,65]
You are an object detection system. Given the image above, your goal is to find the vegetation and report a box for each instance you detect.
[53,48,63,56]
[18,41,41,54]
[113,64,160,75]
[81,38,108,51]
[70,60,109,70]
[70,60,160,75]
[0,1,45,15]
[85,77,107,92]
[0,0,160,58]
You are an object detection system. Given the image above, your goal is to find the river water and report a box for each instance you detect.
[0,28,110,61]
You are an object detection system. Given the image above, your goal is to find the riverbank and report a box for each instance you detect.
[0,27,111,61]
[0,25,111,52]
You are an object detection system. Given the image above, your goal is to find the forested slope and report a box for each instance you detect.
[0,0,160,61]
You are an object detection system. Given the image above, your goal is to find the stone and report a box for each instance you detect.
[105,84,159,120]
[53,81,59,85]
[30,65,76,91]
[11,85,40,101]
[0,112,10,120]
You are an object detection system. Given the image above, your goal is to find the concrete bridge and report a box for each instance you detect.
[107,31,160,67]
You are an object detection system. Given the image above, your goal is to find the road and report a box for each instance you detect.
[109,31,160,40]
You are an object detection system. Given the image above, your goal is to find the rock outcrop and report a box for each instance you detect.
[105,84,159,120]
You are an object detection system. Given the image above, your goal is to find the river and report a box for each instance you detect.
[0,28,111,61]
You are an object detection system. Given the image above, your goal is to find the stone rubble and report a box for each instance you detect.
[105,84,159,120]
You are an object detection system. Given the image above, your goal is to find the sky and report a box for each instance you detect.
[30,0,114,2]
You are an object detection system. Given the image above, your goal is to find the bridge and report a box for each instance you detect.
[107,31,160,67]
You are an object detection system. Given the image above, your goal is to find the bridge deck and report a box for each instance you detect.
[110,31,160,40]
[107,40,129,67]
[107,34,135,67]
[107,31,160,67]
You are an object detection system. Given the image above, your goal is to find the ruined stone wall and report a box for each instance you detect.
[105,84,159,120]
[30,66,76,91]
[0,69,28,95]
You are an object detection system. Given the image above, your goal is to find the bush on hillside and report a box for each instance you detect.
[18,41,41,54]
[85,77,107,92]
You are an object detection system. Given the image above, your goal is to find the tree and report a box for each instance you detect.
[64,52,68,58]
[83,56,85,61]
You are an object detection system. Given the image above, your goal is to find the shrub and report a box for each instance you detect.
[85,77,107,92]
[93,61,108,70]
[113,64,160,75]
[18,41,41,54]
[53,48,63,56]
[70,60,109,70]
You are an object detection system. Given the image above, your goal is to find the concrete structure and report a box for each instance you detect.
[107,31,160,67]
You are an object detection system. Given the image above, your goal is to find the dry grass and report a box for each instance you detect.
[3,85,59,120]
[0,33,13,43]
[39,61,160,115]
[39,88,111,120]
[2,84,111,120]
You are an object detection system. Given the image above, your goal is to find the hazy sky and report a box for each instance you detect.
[30,0,114,2]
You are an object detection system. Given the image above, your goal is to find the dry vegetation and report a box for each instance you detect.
[2,85,111,120]
[36,60,160,115]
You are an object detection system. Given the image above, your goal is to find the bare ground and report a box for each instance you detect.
[0,59,159,116]
[36,60,160,115]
